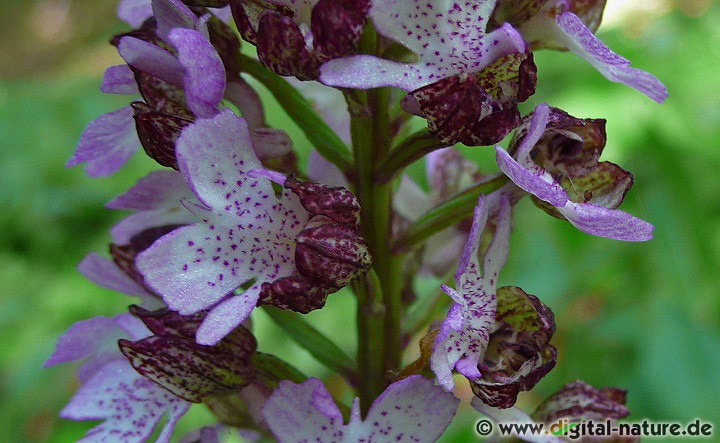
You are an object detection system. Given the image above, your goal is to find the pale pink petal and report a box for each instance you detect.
[263,376,458,443]
[196,285,262,345]
[169,28,226,118]
[262,378,343,442]
[117,0,152,27]
[77,253,150,298]
[559,201,653,242]
[431,197,512,390]
[554,12,667,103]
[117,36,185,88]
[67,106,140,177]
[394,175,434,221]
[61,360,190,443]
[307,150,349,188]
[101,65,139,95]
[152,0,199,44]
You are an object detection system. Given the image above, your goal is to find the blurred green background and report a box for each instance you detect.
[0,0,718,441]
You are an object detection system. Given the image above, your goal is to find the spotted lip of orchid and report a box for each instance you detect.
[229,0,371,80]
[320,0,536,146]
[119,306,258,403]
[262,375,459,443]
[495,0,667,102]
[44,314,191,443]
[136,109,370,345]
[430,194,512,391]
[496,103,654,242]
[471,285,557,409]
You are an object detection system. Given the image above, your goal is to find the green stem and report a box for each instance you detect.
[375,129,446,183]
[354,271,385,412]
[393,175,510,252]
[351,26,404,414]
[236,54,352,173]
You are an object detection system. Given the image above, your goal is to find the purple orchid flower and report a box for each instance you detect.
[67,1,222,176]
[320,0,536,145]
[229,0,371,80]
[136,110,370,345]
[473,380,633,442]
[492,0,667,102]
[69,0,290,177]
[431,194,511,391]
[45,314,191,442]
[262,375,459,442]
[495,103,654,242]
[320,0,526,91]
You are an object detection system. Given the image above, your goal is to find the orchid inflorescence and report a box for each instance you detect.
[47,0,665,441]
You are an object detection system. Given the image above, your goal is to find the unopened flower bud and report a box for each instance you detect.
[119,307,257,403]
[295,223,371,289]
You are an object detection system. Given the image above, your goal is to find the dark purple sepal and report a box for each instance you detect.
[256,12,320,80]
[134,69,196,120]
[532,161,633,219]
[258,276,330,314]
[311,0,370,60]
[229,0,293,44]
[284,175,361,227]
[295,223,371,289]
[532,380,630,424]
[129,305,204,338]
[129,306,257,359]
[410,52,536,146]
[132,102,193,170]
[472,286,557,409]
[119,307,257,403]
[110,225,183,292]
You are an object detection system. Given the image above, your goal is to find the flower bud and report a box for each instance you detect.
[132,102,192,170]
[407,51,537,146]
[284,175,361,226]
[295,223,371,289]
[259,276,330,313]
[119,307,257,403]
[230,0,369,80]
